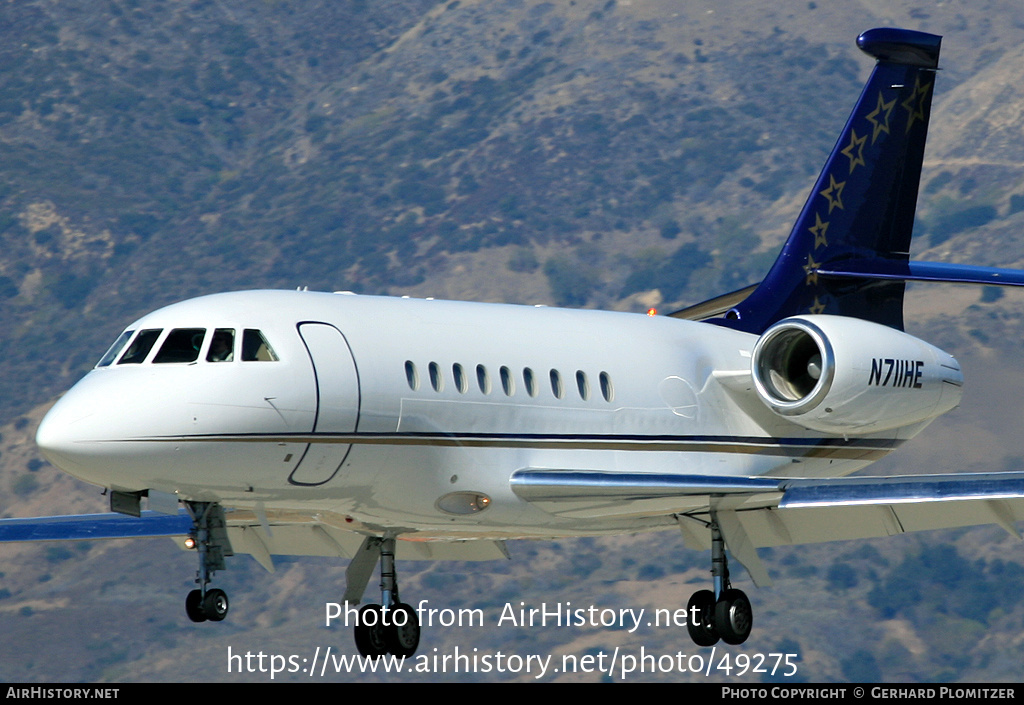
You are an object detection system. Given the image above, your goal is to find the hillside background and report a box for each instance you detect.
[2,0,1024,682]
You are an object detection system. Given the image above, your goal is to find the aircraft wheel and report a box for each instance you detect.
[384,603,421,657]
[354,604,388,658]
[686,589,719,646]
[715,588,752,645]
[202,588,229,622]
[185,589,207,623]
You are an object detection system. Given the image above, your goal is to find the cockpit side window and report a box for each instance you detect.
[153,328,206,363]
[241,329,278,361]
[206,329,235,362]
[117,329,162,365]
[97,330,134,367]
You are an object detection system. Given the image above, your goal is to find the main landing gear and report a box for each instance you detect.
[686,517,753,647]
[183,501,233,623]
[345,533,421,658]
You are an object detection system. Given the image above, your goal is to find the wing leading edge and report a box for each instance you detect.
[0,510,193,541]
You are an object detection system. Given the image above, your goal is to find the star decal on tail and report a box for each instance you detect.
[840,129,867,173]
[865,91,896,144]
[903,75,932,133]
[819,175,846,214]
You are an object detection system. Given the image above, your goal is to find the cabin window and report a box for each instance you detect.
[206,329,235,362]
[118,329,162,365]
[477,364,491,394]
[429,362,444,392]
[500,366,514,396]
[453,363,468,393]
[576,370,590,401]
[97,330,134,367]
[405,360,419,390]
[154,328,206,363]
[523,367,538,397]
[550,369,564,399]
[600,371,614,402]
[241,329,279,361]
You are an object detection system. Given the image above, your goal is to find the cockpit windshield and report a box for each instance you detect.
[118,329,162,365]
[99,327,279,367]
[241,329,278,361]
[96,330,134,367]
[153,328,206,363]
[206,329,235,362]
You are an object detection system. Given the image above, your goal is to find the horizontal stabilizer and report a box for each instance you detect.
[818,260,1024,287]
[668,284,758,321]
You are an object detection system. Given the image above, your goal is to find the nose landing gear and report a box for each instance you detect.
[183,502,233,623]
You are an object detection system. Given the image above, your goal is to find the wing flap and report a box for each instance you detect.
[221,523,507,561]
[722,504,906,548]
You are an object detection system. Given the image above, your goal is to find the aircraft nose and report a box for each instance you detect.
[36,392,96,475]
[34,366,211,490]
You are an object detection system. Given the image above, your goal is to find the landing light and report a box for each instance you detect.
[437,492,492,515]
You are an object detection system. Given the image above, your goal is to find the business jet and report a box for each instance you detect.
[10,27,1024,657]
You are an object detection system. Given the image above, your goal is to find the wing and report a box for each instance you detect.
[511,468,1024,545]
[8,470,1020,577]
[0,510,193,541]
[511,468,1024,587]
[0,509,508,569]
[511,468,1024,538]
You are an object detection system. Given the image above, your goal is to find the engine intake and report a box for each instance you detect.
[753,319,834,415]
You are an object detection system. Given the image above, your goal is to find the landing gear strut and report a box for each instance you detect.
[348,534,421,658]
[183,501,233,623]
[686,516,753,647]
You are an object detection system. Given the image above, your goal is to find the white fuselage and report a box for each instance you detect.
[36,290,937,540]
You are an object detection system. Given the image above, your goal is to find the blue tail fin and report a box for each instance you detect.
[720,28,941,334]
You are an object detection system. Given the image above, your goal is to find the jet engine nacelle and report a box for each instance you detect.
[750,315,964,434]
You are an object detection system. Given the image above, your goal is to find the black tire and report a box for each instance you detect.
[383,603,421,657]
[715,588,752,645]
[202,588,229,622]
[354,604,388,658]
[185,589,207,623]
[686,589,719,646]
